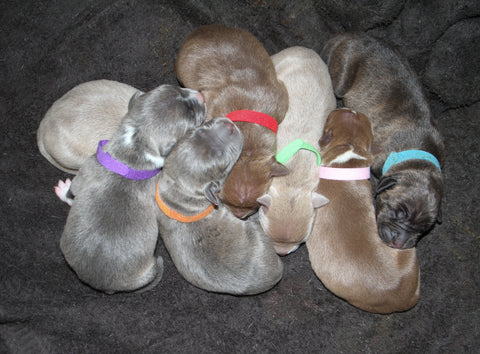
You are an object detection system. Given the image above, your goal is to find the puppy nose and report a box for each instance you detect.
[224,120,236,134]
[195,92,204,103]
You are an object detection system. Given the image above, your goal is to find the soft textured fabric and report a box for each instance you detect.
[1,1,479,352]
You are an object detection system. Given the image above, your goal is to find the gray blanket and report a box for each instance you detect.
[1,0,479,352]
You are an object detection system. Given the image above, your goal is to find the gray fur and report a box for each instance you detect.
[59,85,206,293]
[156,118,284,295]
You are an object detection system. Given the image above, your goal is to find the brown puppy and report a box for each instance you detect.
[37,80,140,174]
[306,108,420,314]
[321,32,444,249]
[175,24,289,218]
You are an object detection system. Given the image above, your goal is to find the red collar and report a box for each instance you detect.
[226,110,278,133]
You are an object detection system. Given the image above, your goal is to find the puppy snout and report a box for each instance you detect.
[274,243,299,256]
[223,119,236,134]
[379,224,407,249]
[194,92,205,103]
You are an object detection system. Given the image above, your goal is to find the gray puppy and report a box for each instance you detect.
[321,32,445,249]
[59,85,206,293]
[156,117,284,295]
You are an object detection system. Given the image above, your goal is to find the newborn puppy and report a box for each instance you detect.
[37,79,141,173]
[156,117,283,295]
[307,108,420,314]
[59,85,206,293]
[321,32,444,249]
[175,24,289,218]
[257,47,334,256]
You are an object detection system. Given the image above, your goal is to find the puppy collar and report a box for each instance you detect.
[226,110,278,133]
[276,139,321,166]
[155,183,214,223]
[318,166,371,180]
[96,140,161,180]
[382,150,441,175]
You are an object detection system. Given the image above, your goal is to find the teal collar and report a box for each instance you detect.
[382,150,441,175]
[276,139,321,166]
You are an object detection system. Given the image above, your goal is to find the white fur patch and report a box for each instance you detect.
[145,153,165,168]
[122,125,136,146]
[330,149,367,165]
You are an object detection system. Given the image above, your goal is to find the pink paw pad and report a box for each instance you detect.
[54,178,73,206]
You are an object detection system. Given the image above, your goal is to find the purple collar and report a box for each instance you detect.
[96,140,161,180]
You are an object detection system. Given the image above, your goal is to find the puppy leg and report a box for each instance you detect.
[133,256,164,293]
[54,179,74,206]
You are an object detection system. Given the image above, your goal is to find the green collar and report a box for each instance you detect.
[276,139,321,166]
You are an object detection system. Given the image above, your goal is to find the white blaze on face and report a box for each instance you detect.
[329,149,367,165]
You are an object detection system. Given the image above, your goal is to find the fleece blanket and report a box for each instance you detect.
[1,0,479,352]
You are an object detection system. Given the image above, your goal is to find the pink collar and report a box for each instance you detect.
[226,110,278,133]
[318,166,371,180]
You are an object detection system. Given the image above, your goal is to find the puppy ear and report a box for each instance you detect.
[257,194,272,213]
[270,160,289,177]
[312,192,329,209]
[319,129,333,148]
[128,90,143,110]
[376,176,397,195]
[203,181,221,205]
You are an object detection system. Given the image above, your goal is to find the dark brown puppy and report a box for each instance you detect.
[175,24,289,218]
[307,109,420,314]
[321,32,445,249]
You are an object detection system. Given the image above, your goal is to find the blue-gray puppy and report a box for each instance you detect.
[156,117,284,295]
[58,85,206,293]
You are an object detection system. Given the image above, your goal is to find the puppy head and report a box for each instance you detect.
[164,117,244,205]
[117,85,206,167]
[375,166,443,249]
[257,188,328,256]
[320,108,374,156]
[219,152,289,219]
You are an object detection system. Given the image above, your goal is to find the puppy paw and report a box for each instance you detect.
[54,178,73,206]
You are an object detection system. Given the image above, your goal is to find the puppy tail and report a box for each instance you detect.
[134,256,164,294]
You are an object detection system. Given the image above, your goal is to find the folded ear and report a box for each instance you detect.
[312,192,329,209]
[319,129,333,148]
[256,194,272,213]
[128,90,143,110]
[203,181,221,205]
[436,209,442,224]
[376,176,397,196]
[270,160,289,177]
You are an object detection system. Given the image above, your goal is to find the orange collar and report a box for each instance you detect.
[155,183,215,223]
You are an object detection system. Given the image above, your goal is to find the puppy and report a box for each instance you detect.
[156,117,283,295]
[175,24,289,218]
[59,85,206,293]
[306,108,420,314]
[321,32,445,249]
[256,47,334,255]
[37,79,141,173]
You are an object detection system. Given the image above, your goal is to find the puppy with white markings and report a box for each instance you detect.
[175,24,289,218]
[37,79,141,173]
[307,108,420,314]
[58,85,206,293]
[321,32,444,249]
[156,117,283,295]
[257,47,334,256]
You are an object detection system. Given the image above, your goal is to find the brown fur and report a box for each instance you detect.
[257,47,333,255]
[306,109,420,313]
[175,24,289,218]
[321,32,444,248]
